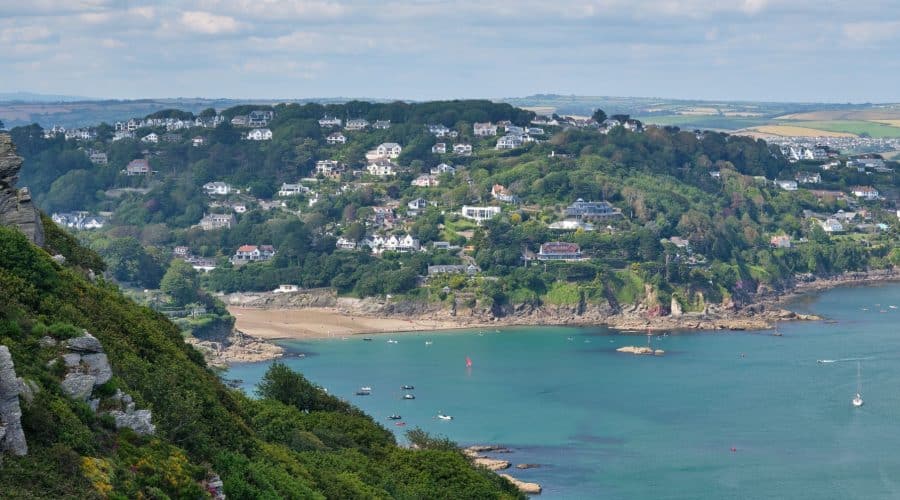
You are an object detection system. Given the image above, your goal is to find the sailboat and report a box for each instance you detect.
[465,356,473,368]
[852,361,864,408]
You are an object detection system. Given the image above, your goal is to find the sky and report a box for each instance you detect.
[1,0,899,102]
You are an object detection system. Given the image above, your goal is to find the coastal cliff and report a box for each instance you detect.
[0,134,43,246]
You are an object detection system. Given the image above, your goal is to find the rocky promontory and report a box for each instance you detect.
[0,134,43,246]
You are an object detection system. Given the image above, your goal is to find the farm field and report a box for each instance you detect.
[783,120,900,138]
[741,125,856,137]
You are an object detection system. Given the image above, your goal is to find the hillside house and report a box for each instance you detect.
[367,159,398,177]
[852,186,879,200]
[548,220,595,231]
[192,136,205,147]
[345,118,369,131]
[461,205,501,224]
[408,198,429,211]
[376,142,403,159]
[231,244,276,265]
[537,242,583,261]
[335,237,358,250]
[141,133,158,144]
[315,160,344,177]
[318,116,342,128]
[248,110,274,127]
[369,207,397,228]
[431,163,455,175]
[161,133,181,143]
[796,172,822,184]
[326,132,347,144]
[427,264,478,276]
[247,128,273,141]
[198,213,236,231]
[411,174,440,187]
[565,199,621,220]
[124,159,151,176]
[364,234,420,254]
[173,246,190,258]
[428,124,452,137]
[496,135,524,150]
[474,122,498,136]
[89,152,108,165]
[775,180,798,191]
[453,144,472,156]
[278,183,309,197]
[432,142,447,154]
[373,120,391,129]
[203,181,232,196]
[491,184,517,203]
[770,235,792,248]
[231,116,249,127]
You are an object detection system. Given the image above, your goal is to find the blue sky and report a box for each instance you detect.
[1,0,898,102]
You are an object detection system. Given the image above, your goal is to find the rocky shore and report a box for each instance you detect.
[186,330,284,368]
[462,445,541,495]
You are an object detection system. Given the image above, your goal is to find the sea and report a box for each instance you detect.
[227,283,900,499]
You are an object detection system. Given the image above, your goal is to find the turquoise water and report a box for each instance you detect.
[227,283,900,499]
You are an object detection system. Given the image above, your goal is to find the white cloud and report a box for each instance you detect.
[0,26,53,43]
[842,21,900,45]
[194,0,347,20]
[179,11,242,35]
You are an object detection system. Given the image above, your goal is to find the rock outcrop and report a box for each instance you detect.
[0,133,43,246]
[499,474,542,495]
[473,457,510,471]
[0,346,27,456]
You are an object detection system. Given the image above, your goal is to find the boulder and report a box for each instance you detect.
[65,333,103,353]
[473,457,510,471]
[516,463,540,469]
[16,378,38,406]
[109,408,155,436]
[670,297,683,317]
[499,474,542,495]
[62,353,82,367]
[0,346,27,456]
[81,353,112,386]
[61,372,96,401]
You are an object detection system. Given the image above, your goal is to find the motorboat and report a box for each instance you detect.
[387,339,399,344]
[360,386,372,392]
[401,385,415,390]
[388,415,402,420]
[395,422,406,426]
[852,393,864,407]
[437,413,453,421]
[403,394,416,400]
[363,337,373,341]
[355,390,371,396]
[852,361,864,408]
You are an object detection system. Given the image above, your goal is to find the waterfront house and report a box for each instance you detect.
[273,284,299,294]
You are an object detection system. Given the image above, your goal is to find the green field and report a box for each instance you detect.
[636,114,772,131]
[779,120,900,138]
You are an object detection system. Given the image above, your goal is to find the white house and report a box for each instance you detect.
[367,159,398,177]
[453,144,473,156]
[319,116,342,128]
[775,180,798,191]
[821,218,844,233]
[461,205,501,223]
[432,142,447,154]
[852,186,879,200]
[411,174,440,187]
[273,284,299,294]
[491,184,516,202]
[364,234,420,254]
[326,132,347,144]
[247,128,273,141]
[336,237,358,250]
[141,133,159,144]
[376,142,402,159]
[796,172,821,184]
[345,118,369,131]
[408,198,429,211]
[373,120,391,129]
[203,181,232,196]
[428,124,451,137]
[192,136,205,147]
[430,163,455,175]
[496,134,524,150]
[278,183,309,196]
[231,245,276,265]
[315,160,344,177]
[474,122,498,136]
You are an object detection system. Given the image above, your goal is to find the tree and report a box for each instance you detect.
[199,107,217,119]
[160,260,200,306]
[591,109,607,123]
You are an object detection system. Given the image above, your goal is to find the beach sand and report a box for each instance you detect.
[228,306,476,340]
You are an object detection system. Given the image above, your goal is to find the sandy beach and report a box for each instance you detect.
[228,306,481,340]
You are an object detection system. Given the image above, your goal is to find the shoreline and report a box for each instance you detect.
[218,269,900,363]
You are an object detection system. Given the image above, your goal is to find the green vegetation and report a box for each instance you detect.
[0,225,521,498]
[778,120,900,138]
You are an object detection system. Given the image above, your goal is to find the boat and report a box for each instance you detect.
[401,385,414,390]
[437,413,453,421]
[355,390,371,396]
[387,339,399,344]
[852,361,864,408]
[425,341,433,345]
[465,356,473,368]
[395,422,406,426]
[403,394,416,400]
[772,325,783,337]
[363,337,373,341]
[388,415,402,420]
[360,386,372,392]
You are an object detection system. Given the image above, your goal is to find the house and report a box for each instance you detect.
[376,142,402,159]
[198,213,236,231]
[369,207,396,228]
[231,244,276,265]
[852,186,879,200]
[113,131,134,141]
[428,124,452,137]
[565,199,621,219]
[526,127,545,136]
[775,180,798,191]
[427,265,479,276]
[411,174,440,187]
[667,237,691,251]
[453,144,472,156]
[173,246,191,258]
[408,198,429,211]
[140,133,158,144]
[432,143,447,154]
[89,152,108,165]
[246,128,273,141]
[473,122,498,136]
[161,133,181,143]
[315,160,344,177]
[318,116,342,128]
[364,234,420,254]
[326,132,347,145]
[431,163,455,175]
[187,257,217,273]
[770,235,792,248]
[537,242,583,261]
[203,181,232,196]
[336,237,358,250]
[273,284,299,294]
[461,205,501,223]
[491,184,517,203]
[248,110,273,127]
[345,118,369,131]
[232,204,247,214]
[821,218,844,233]
[432,241,460,251]
[496,135,524,150]
[192,136,205,147]
[548,220,595,231]
[231,116,248,127]
[278,183,309,197]
[124,159,151,176]
[367,159,398,177]
[373,120,391,129]
[796,172,821,184]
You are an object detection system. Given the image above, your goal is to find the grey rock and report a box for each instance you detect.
[61,372,96,401]
[122,393,133,405]
[62,353,82,368]
[81,353,112,386]
[65,333,102,353]
[39,336,57,348]
[0,134,44,246]
[126,402,135,413]
[0,346,27,456]
[16,378,38,406]
[88,398,100,412]
[51,254,66,265]
[0,424,5,442]
[109,408,155,436]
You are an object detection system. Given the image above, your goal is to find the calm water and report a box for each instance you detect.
[227,283,900,499]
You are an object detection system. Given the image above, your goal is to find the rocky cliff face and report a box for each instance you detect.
[0,134,43,246]
[0,346,28,456]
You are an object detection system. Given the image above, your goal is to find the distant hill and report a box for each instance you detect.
[0,91,96,103]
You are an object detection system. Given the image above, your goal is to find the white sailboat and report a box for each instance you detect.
[852,361,864,408]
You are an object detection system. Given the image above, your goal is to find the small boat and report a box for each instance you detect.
[387,339,399,344]
[395,422,406,426]
[401,385,414,390]
[890,305,897,309]
[852,361,864,408]
[403,394,416,400]
[772,325,783,337]
[437,413,453,421]
[465,356,473,368]
[360,386,372,392]
[388,415,402,420]
[363,337,373,341]
[355,390,371,396]
[425,341,433,345]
